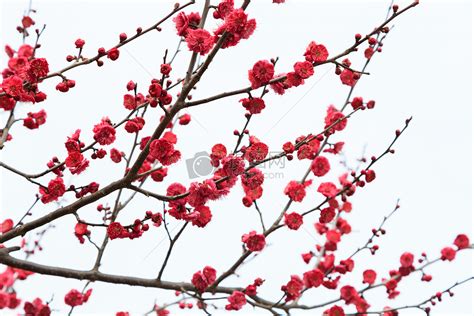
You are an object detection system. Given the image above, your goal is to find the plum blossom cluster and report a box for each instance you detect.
[65,130,89,175]
[0,227,49,313]
[1,49,49,107]
[0,13,50,146]
[0,267,32,311]
[191,266,217,292]
[104,210,163,241]
[106,219,148,240]
[176,0,257,55]
[64,288,92,307]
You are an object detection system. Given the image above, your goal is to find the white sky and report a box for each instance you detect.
[0,0,472,315]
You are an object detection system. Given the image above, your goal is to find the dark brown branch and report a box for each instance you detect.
[0,249,236,293]
[0,106,16,149]
[157,222,189,280]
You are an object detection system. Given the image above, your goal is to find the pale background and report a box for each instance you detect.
[0,0,472,315]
